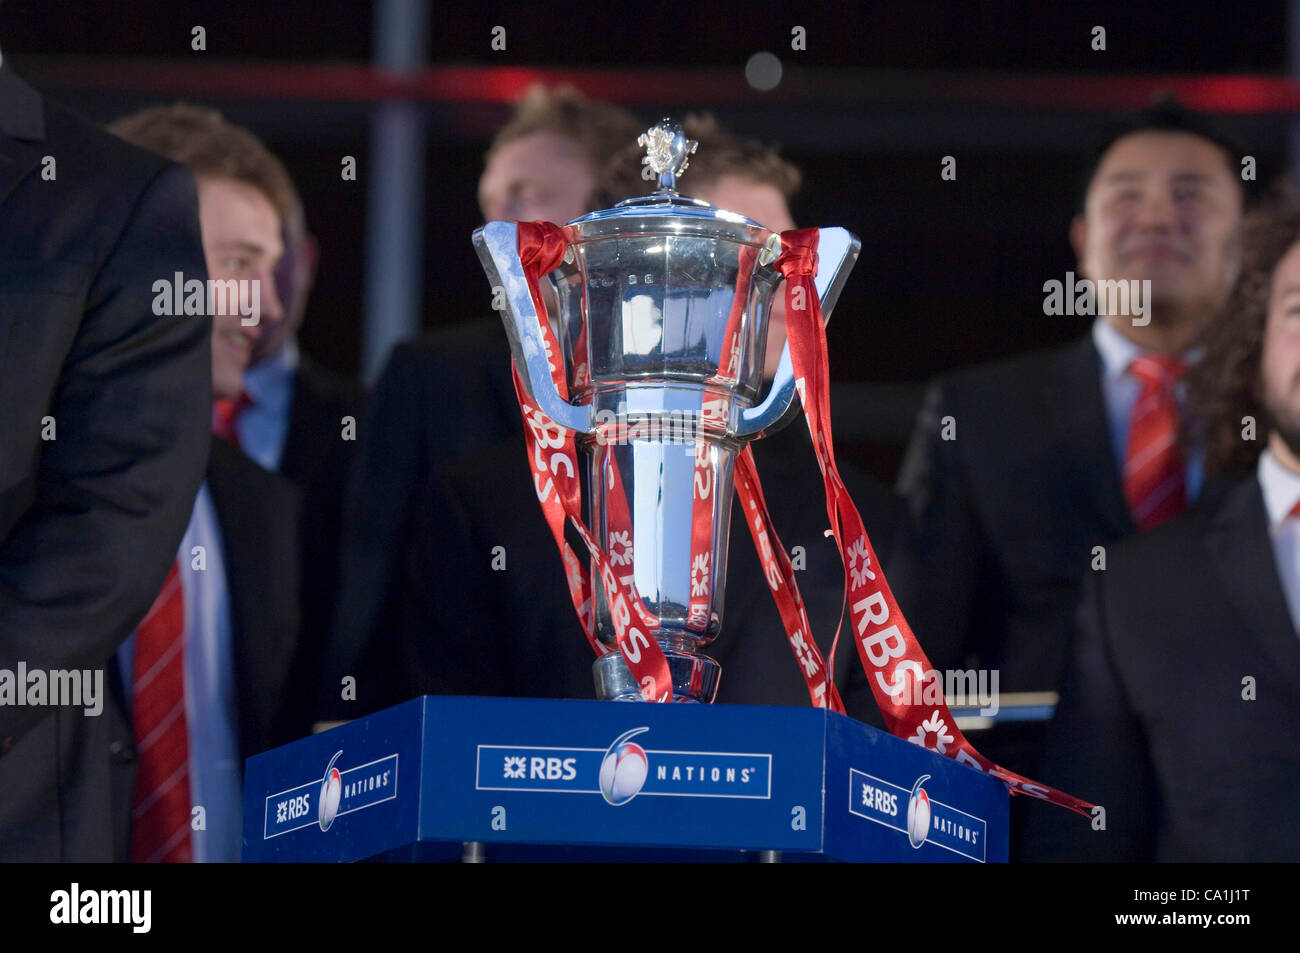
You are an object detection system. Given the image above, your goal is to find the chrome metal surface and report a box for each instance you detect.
[592,648,721,704]
[474,118,859,703]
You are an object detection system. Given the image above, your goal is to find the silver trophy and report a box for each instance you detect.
[473,119,859,702]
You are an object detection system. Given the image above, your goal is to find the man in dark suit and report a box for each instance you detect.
[897,102,1248,768]
[1029,195,1300,861]
[232,199,362,724]
[411,426,909,725]
[324,86,650,715]
[0,64,212,858]
[336,113,917,722]
[89,104,305,862]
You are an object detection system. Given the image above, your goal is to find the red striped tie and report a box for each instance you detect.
[130,560,193,863]
[1124,354,1189,531]
[212,391,252,449]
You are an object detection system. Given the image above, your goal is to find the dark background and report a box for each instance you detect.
[3,0,1293,480]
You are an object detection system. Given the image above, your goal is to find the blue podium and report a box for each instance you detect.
[242,696,1009,862]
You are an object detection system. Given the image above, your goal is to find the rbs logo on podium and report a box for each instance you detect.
[502,754,578,781]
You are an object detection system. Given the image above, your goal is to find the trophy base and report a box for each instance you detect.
[592,646,721,703]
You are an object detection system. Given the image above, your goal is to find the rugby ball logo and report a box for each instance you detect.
[318,750,343,832]
[906,774,932,849]
[599,727,650,806]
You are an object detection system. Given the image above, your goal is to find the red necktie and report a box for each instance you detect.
[130,560,192,863]
[212,391,253,448]
[1124,354,1189,531]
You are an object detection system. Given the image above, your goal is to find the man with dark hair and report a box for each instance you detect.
[1029,192,1300,860]
[897,99,1248,853]
[97,103,304,862]
[900,98,1246,693]
[0,68,211,861]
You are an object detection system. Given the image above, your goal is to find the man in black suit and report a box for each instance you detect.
[325,86,650,715]
[897,102,1248,781]
[0,65,211,858]
[1030,195,1300,861]
[87,104,305,861]
[232,198,363,725]
[417,430,909,724]
[339,113,916,722]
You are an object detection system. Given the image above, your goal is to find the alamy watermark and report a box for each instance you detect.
[151,272,260,325]
[901,667,1000,716]
[1043,271,1151,326]
[50,883,150,933]
[0,663,103,716]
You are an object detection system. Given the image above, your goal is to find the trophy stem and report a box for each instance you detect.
[593,640,721,703]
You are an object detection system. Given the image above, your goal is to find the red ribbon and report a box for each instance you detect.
[509,220,1093,816]
[512,222,672,701]
[776,228,1093,816]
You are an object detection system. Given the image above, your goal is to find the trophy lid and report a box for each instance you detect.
[566,118,778,259]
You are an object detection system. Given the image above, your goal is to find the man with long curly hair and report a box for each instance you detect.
[1030,191,1300,861]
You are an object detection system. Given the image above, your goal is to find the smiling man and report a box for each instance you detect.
[199,175,282,399]
[1069,118,1244,356]
[1032,191,1300,861]
[896,99,1249,855]
[104,104,305,862]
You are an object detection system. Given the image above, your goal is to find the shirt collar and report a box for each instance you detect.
[1090,315,1205,379]
[241,338,299,409]
[1258,447,1300,528]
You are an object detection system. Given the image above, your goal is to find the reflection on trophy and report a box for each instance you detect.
[474,119,859,703]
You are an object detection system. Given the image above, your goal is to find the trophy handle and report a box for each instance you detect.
[472,220,596,435]
[732,227,860,439]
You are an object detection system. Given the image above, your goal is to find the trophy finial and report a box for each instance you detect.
[637,118,698,193]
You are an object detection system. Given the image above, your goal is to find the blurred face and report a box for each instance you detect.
[699,175,795,234]
[1072,131,1242,335]
[696,175,797,379]
[197,176,284,398]
[253,229,318,366]
[1261,241,1300,466]
[478,131,595,224]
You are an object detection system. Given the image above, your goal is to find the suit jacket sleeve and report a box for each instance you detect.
[895,379,980,672]
[1025,568,1157,861]
[0,163,210,747]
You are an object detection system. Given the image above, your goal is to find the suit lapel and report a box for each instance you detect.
[280,371,313,485]
[0,67,46,209]
[1045,336,1134,539]
[1207,476,1300,687]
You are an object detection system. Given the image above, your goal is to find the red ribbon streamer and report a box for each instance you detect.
[776,227,1093,816]
[509,220,1093,816]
